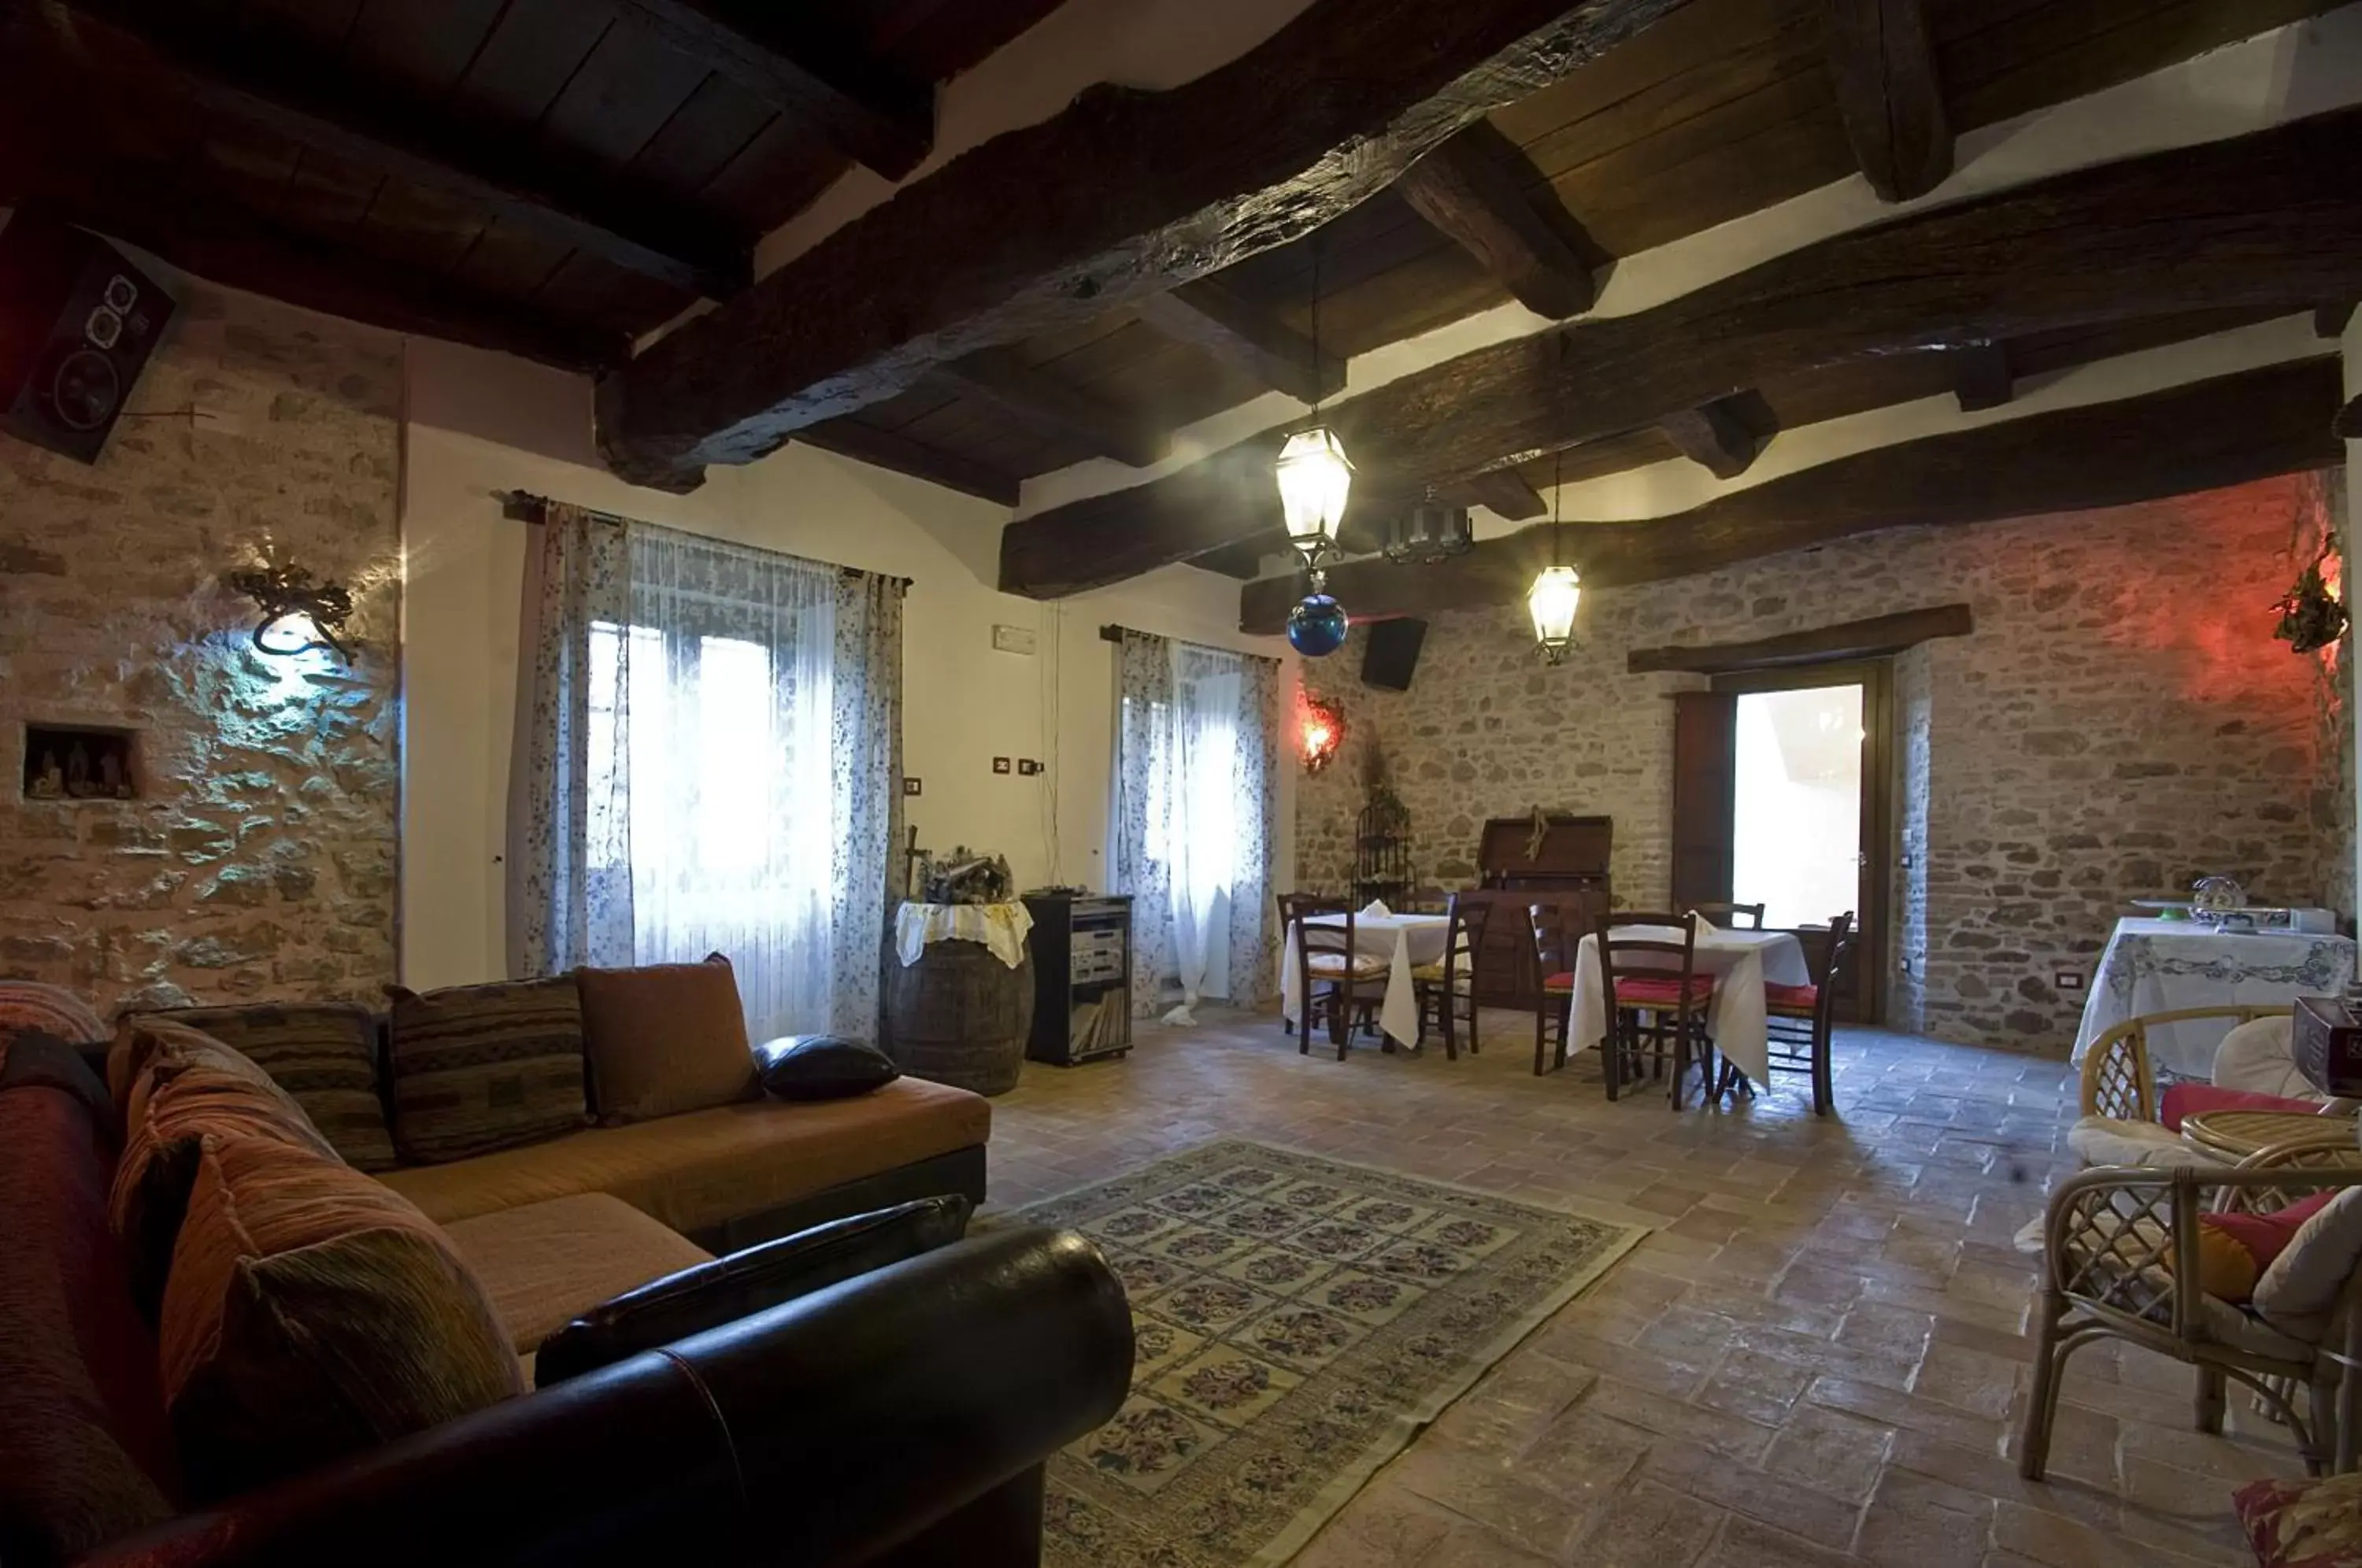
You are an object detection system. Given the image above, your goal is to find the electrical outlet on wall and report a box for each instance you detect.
[2055,969,2085,992]
[1017,759,1041,775]
[902,777,922,797]
[992,756,1012,775]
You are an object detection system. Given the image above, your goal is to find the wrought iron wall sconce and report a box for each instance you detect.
[229,563,354,660]
[1299,693,1346,775]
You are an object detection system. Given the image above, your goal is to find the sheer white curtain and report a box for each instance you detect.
[1112,633,1279,1023]
[513,508,903,1044]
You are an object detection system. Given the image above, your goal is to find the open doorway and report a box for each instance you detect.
[1673,661,1892,1022]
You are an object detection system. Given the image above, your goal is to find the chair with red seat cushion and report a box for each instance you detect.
[1763,911,1853,1115]
[1528,897,1605,1078]
[1598,913,1715,1108]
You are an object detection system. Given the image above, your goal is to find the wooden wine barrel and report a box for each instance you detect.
[883,935,1035,1096]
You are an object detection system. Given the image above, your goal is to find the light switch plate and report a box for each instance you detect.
[992,756,1012,775]
[1017,758,1041,776]
[902,777,921,796]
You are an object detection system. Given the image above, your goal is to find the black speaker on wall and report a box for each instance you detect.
[0,211,176,464]
[1361,617,1427,692]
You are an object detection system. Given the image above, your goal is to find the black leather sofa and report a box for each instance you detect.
[73,1226,1132,1568]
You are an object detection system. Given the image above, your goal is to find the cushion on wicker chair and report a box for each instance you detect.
[2254,1188,2362,1341]
[1304,953,1386,978]
[2159,1083,2326,1133]
[2214,1015,2318,1101]
[2236,1471,2362,1567]
[1763,982,1818,1011]
[2186,1193,2338,1303]
[1612,974,1714,1007]
[2064,1115,2227,1169]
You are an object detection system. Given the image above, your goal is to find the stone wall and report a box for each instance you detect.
[1298,471,2351,1052]
[0,283,401,1015]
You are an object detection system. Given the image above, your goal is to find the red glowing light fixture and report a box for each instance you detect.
[1299,695,1346,775]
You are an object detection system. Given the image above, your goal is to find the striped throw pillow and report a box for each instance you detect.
[150,1004,395,1174]
[161,1133,524,1501]
[384,978,588,1164]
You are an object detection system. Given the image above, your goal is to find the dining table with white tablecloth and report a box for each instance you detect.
[1279,906,1451,1048]
[1562,918,1812,1093]
[2070,916,2356,1081]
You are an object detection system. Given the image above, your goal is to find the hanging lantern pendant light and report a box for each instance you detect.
[1279,237,1351,570]
[1527,450,1581,664]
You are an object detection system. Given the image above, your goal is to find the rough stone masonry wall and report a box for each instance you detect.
[1297,471,2351,1052]
[0,283,401,1015]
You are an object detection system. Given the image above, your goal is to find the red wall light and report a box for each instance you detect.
[1300,694,1345,775]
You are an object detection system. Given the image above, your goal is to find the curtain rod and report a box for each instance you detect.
[498,490,914,590]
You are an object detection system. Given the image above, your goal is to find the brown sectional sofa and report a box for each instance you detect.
[0,981,1132,1568]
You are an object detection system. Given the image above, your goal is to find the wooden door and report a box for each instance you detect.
[1671,692,1738,913]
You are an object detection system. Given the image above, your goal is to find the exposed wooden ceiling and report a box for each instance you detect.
[2,0,2348,589]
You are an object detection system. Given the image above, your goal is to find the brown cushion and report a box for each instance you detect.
[575,955,757,1126]
[1304,952,1386,977]
[160,1134,524,1503]
[0,981,106,1065]
[378,1076,992,1237]
[384,978,588,1165]
[443,1193,713,1354]
[0,1074,177,1560]
[150,1004,395,1173]
[109,1019,338,1320]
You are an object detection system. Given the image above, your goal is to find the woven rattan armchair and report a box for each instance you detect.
[2022,1159,2362,1481]
[2079,1004,2295,1121]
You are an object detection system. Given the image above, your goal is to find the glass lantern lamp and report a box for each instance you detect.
[1277,427,1353,564]
[1527,564,1581,665]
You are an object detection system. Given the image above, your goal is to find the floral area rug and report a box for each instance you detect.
[1019,1139,1648,1567]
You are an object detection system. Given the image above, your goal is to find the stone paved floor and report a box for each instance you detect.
[985,1008,2302,1567]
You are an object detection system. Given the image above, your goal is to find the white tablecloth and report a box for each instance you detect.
[893,901,1034,969]
[1564,923,1811,1092]
[1280,912,1450,1046]
[2071,916,2356,1079]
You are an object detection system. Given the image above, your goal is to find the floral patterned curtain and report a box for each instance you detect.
[506,502,632,976]
[1109,631,1281,1019]
[831,569,905,1038]
[507,503,905,1041]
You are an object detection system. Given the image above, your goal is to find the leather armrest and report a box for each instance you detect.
[80,1227,1133,1568]
[535,1195,973,1387]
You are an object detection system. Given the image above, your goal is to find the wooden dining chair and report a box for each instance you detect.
[1293,902,1385,1060]
[1527,899,1586,1078]
[1764,911,1853,1115]
[1277,892,1345,1039]
[1599,912,1716,1107]
[1689,900,1766,930]
[1412,893,1491,1060]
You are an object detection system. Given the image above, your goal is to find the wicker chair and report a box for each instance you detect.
[2022,1159,2362,1481]
[2079,1005,2299,1122]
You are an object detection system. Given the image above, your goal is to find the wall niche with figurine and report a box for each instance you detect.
[22,724,142,802]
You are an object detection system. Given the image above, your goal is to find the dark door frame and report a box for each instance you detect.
[1708,658,1894,1026]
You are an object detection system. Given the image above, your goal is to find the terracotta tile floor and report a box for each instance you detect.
[986,1008,2301,1566]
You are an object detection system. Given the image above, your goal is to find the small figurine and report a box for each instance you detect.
[98,747,127,797]
[28,750,64,799]
[64,741,92,798]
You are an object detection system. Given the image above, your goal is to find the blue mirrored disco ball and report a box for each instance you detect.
[1287,592,1348,657]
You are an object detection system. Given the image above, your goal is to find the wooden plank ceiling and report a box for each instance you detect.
[2,0,2345,560]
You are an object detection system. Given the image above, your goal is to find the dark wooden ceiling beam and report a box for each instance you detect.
[1628,605,1973,673]
[1133,280,1346,405]
[795,420,1022,507]
[1396,121,1597,320]
[1451,469,1549,520]
[46,0,749,299]
[1191,539,1275,579]
[594,0,1689,489]
[1238,357,2343,631]
[1005,108,2362,598]
[614,2,934,179]
[1822,0,1952,202]
[2318,301,2356,339]
[934,349,1168,468]
[1657,397,1763,478]
[1951,340,2014,412]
